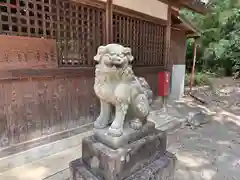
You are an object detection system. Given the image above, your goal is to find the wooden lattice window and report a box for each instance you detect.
[0,0,55,37]
[0,0,105,67]
[57,1,105,67]
[113,12,165,67]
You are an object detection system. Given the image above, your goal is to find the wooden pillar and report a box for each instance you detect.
[106,0,113,44]
[189,38,197,92]
[164,2,172,69]
[162,2,172,108]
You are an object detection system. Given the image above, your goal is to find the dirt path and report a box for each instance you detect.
[167,109,240,180]
[166,78,240,180]
[190,78,240,115]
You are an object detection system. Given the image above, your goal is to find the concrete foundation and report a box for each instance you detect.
[170,64,186,101]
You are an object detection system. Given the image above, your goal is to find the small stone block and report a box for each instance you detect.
[82,130,166,180]
[69,152,176,180]
[94,121,156,149]
[69,158,98,180]
[126,152,176,180]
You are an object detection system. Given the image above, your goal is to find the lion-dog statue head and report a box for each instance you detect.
[94,44,134,72]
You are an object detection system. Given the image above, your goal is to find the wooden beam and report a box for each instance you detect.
[162,1,172,109]
[113,5,167,25]
[189,38,197,92]
[164,1,172,70]
[106,0,113,44]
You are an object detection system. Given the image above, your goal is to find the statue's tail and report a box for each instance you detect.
[135,77,153,105]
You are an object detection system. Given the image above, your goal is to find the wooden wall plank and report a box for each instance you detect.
[106,0,113,43]
[0,35,57,70]
[0,75,98,150]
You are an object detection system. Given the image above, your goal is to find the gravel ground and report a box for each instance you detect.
[168,78,240,180]
[168,118,240,180]
[190,78,240,115]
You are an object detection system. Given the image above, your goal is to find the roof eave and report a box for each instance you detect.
[171,12,201,38]
[165,0,211,15]
[182,3,209,15]
[186,33,201,38]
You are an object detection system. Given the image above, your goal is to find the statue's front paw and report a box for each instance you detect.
[94,116,108,129]
[130,119,143,130]
[108,127,123,137]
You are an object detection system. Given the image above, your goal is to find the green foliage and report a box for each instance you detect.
[185,73,212,87]
[182,0,240,77]
[215,67,226,77]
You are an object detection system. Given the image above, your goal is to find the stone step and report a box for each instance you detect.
[0,146,78,180]
[0,131,93,180]
[0,124,93,173]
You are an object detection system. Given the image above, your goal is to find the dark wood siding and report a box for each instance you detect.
[170,29,187,65]
[0,74,98,149]
[0,0,171,156]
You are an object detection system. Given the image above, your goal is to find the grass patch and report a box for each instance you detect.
[185,73,213,87]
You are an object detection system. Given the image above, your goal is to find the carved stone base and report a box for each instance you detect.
[94,121,156,149]
[69,129,176,180]
[125,152,176,180]
[69,152,176,180]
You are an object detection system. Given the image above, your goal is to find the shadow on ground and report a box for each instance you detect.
[191,79,240,116]
[167,109,240,180]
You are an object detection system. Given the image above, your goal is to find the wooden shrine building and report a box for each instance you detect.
[0,0,207,169]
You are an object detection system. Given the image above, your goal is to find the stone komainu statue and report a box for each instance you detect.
[93,44,153,137]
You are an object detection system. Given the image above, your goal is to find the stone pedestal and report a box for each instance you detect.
[70,152,176,180]
[69,123,176,180]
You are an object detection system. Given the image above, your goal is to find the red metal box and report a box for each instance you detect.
[158,71,170,96]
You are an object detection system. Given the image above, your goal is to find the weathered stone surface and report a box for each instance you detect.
[94,121,156,149]
[93,44,153,137]
[69,158,99,180]
[126,152,176,180]
[81,130,166,180]
[69,152,176,180]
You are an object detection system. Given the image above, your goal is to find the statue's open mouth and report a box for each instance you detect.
[114,64,123,68]
[106,62,124,69]
[102,56,126,69]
